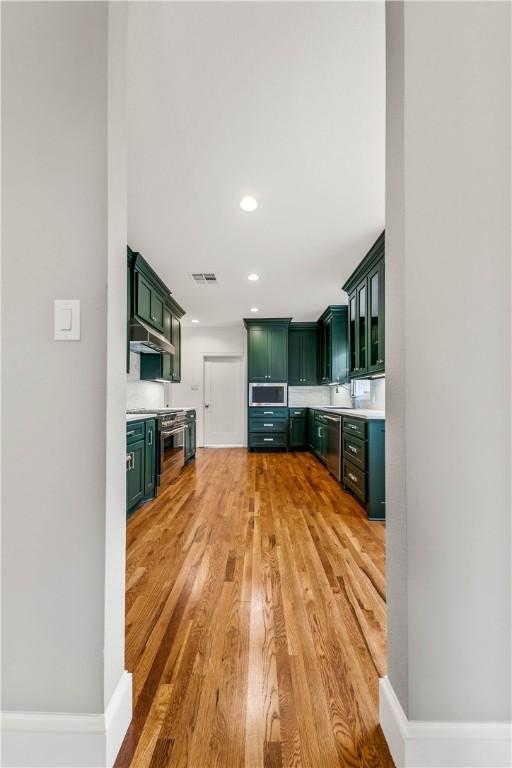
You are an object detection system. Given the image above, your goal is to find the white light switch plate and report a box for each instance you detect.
[54,299,80,341]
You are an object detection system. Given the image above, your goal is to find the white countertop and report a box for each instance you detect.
[126,408,196,422]
[305,406,385,420]
[170,407,196,412]
[126,413,157,422]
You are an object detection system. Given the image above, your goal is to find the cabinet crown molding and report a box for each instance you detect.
[342,230,385,294]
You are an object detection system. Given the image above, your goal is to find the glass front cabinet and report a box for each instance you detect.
[343,232,385,379]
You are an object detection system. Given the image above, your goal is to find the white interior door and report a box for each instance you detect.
[204,356,244,447]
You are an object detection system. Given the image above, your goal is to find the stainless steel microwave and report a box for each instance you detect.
[249,382,288,407]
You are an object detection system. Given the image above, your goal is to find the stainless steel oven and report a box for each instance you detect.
[158,413,186,491]
[248,382,288,407]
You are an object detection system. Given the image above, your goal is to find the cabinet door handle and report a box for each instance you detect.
[126,453,132,470]
[348,424,357,430]
[263,411,274,415]
[263,423,274,427]
[148,430,152,446]
[348,472,358,482]
[127,430,136,437]
[349,445,357,453]
[263,438,274,442]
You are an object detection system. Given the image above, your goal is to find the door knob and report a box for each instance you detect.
[205,404,210,408]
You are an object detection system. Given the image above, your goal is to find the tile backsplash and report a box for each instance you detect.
[330,377,385,410]
[126,352,168,410]
[288,386,330,407]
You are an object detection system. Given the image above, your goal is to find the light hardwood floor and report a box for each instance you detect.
[115,448,394,768]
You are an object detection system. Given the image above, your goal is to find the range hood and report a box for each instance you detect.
[129,317,175,355]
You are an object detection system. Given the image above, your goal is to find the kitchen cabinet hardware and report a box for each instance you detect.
[342,416,384,520]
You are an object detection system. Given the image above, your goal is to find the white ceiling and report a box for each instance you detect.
[127,2,385,327]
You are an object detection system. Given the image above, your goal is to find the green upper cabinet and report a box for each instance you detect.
[288,323,318,385]
[268,325,288,381]
[367,258,385,374]
[133,249,185,383]
[247,326,268,381]
[343,232,385,378]
[134,271,165,334]
[317,306,349,385]
[244,319,291,382]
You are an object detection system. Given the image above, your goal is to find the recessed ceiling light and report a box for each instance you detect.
[240,196,258,213]
[191,319,200,323]
[247,273,259,281]
[250,307,259,313]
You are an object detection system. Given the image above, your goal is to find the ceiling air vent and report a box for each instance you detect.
[190,272,218,285]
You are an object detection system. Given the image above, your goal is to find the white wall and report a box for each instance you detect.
[171,324,246,446]
[2,3,130,763]
[385,0,511,728]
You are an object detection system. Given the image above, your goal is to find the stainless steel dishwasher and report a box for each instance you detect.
[324,413,342,481]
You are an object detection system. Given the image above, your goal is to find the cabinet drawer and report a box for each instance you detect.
[343,434,366,470]
[249,432,288,448]
[289,408,305,417]
[249,418,288,433]
[249,407,289,419]
[126,420,145,444]
[343,459,366,501]
[343,416,367,440]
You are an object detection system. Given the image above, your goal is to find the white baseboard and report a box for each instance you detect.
[203,443,245,448]
[1,670,132,768]
[379,677,511,768]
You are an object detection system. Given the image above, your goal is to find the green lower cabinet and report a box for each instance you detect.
[144,419,156,499]
[342,417,385,521]
[248,432,288,449]
[185,412,196,462]
[308,411,328,460]
[307,409,316,450]
[289,417,306,449]
[126,438,145,513]
[248,403,289,451]
[126,419,157,516]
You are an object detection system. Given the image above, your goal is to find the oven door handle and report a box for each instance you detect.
[162,425,186,438]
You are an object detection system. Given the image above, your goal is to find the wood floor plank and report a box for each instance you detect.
[115,448,394,768]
